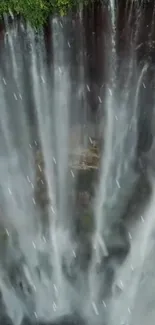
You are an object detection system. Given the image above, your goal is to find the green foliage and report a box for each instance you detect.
[0,0,49,27]
[0,0,91,27]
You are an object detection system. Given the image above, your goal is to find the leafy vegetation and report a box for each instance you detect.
[0,0,92,27]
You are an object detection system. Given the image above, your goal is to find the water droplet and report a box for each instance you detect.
[13,93,17,100]
[31,183,34,189]
[2,78,6,85]
[54,284,58,294]
[53,302,57,311]
[102,300,107,308]
[131,265,134,271]
[38,164,42,172]
[9,9,14,20]
[92,301,99,315]
[19,93,22,100]
[60,22,63,28]
[108,88,112,96]
[32,284,37,292]
[29,144,32,149]
[41,76,45,83]
[34,140,37,146]
[34,312,38,319]
[32,198,36,205]
[135,43,143,50]
[27,176,31,183]
[58,67,62,74]
[98,96,102,103]
[97,233,108,256]
[128,232,132,240]
[41,179,44,185]
[42,236,46,243]
[128,307,131,314]
[86,84,90,92]
[73,250,76,257]
[67,41,71,48]
[120,280,124,288]
[8,188,12,195]
[115,115,118,120]
[116,179,120,188]
[71,170,75,178]
[32,242,36,249]
[141,216,144,223]
[5,228,10,236]
[53,157,56,164]
[89,137,93,144]
[143,82,146,88]
[51,206,55,214]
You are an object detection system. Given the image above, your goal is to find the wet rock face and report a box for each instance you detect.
[0,291,12,325]
[1,315,84,325]
[34,150,49,210]
[137,124,153,155]
[95,221,130,300]
[22,314,85,325]
[0,316,13,325]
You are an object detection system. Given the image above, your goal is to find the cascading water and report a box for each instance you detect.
[0,18,78,324]
[0,2,155,325]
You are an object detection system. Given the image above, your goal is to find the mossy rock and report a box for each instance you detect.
[75,169,97,193]
[81,214,94,232]
[0,228,9,243]
[79,209,94,233]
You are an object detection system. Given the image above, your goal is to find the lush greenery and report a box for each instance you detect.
[0,0,92,27]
